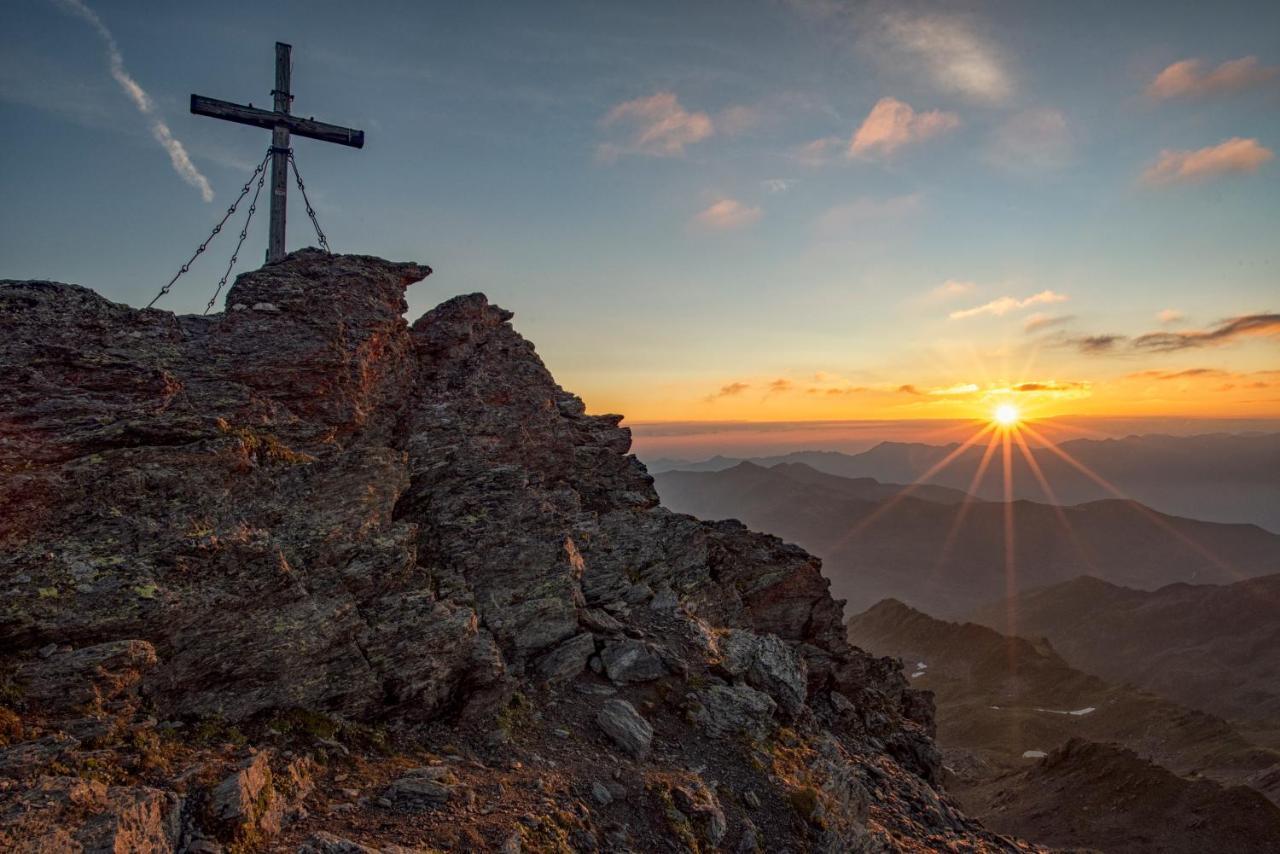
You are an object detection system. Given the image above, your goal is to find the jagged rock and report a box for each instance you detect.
[671,779,727,847]
[208,751,283,841]
[599,638,668,684]
[691,684,777,740]
[590,780,613,805]
[716,629,807,718]
[386,776,452,809]
[534,632,596,682]
[596,698,654,758]
[0,776,181,852]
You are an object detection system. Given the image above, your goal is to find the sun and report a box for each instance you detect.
[993,403,1020,427]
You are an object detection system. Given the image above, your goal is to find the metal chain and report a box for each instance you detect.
[147,149,273,309]
[204,158,269,315]
[288,151,331,254]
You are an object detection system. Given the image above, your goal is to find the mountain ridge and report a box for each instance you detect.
[0,252,1027,852]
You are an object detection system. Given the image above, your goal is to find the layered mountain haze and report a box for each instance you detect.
[648,432,1280,532]
[654,461,1280,617]
[0,253,1031,852]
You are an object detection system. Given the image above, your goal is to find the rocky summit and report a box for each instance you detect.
[0,250,1028,852]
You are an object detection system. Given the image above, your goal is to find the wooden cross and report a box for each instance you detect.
[191,42,364,263]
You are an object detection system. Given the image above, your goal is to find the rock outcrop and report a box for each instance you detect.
[0,250,1027,851]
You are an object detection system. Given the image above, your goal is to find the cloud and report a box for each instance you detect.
[1008,380,1090,394]
[950,290,1068,320]
[849,97,959,157]
[761,178,794,194]
[987,108,1072,172]
[878,11,1014,103]
[1024,313,1074,333]
[815,193,922,236]
[1157,308,1185,325]
[897,384,923,395]
[691,198,763,231]
[704,382,750,403]
[927,383,980,396]
[1147,56,1280,100]
[1141,137,1273,185]
[925,279,976,302]
[1132,313,1280,352]
[52,0,213,202]
[597,92,713,159]
[1128,368,1230,381]
[1065,334,1126,354]
[792,136,842,167]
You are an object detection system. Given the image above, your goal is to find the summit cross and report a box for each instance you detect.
[191,42,364,263]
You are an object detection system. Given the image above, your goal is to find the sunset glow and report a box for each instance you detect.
[994,404,1021,427]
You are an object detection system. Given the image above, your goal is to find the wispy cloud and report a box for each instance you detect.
[597,92,713,160]
[950,290,1068,320]
[1147,56,1280,100]
[792,136,842,167]
[52,0,213,202]
[849,97,959,157]
[987,108,1072,172]
[704,382,750,402]
[1141,137,1273,186]
[1064,334,1126,354]
[1132,313,1280,352]
[761,178,794,194]
[924,279,976,302]
[1024,312,1074,333]
[877,11,1014,104]
[1157,308,1186,325]
[691,198,763,232]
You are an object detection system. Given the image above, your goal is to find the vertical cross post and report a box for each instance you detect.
[268,42,292,263]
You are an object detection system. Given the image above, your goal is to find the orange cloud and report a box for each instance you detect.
[1147,56,1280,99]
[850,97,959,156]
[704,382,750,402]
[1157,308,1185,325]
[950,290,1068,320]
[597,92,713,159]
[1024,313,1074,333]
[1141,137,1273,185]
[691,198,763,231]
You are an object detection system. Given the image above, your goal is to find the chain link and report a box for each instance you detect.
[204,157,269,315]
[288,151,331,254]
[146,149,273,309]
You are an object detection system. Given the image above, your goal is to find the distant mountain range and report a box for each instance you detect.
[845,599,1280,851]
[654,461,1280,617]
[970,574,1280,728]
[646,432,1280,531]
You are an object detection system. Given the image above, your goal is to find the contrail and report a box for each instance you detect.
[53,0,214,202]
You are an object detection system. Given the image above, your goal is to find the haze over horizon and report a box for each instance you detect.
[3,0,1278,429]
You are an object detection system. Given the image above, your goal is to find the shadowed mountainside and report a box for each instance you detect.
[845,599,1280,804]
[960,739,1280,854]
[970,574,1280,730]
[654,461,1280,617]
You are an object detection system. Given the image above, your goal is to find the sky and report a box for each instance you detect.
[2,0,1279,453]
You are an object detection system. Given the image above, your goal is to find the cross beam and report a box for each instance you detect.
[191,42,364,263]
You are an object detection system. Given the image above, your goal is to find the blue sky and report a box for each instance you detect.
[2,0,1278,430]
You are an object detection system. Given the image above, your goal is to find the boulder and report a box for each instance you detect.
[692,684,777,740]
[596,699,654,759]
[600,639,668,684]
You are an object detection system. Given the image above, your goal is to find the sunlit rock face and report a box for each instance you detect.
[0,251,1030,851]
